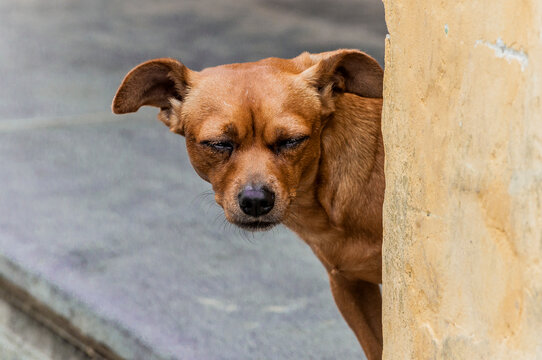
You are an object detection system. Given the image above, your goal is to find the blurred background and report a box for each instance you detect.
[0,1,386,359]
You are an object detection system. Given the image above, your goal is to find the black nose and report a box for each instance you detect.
[238,185,275,217]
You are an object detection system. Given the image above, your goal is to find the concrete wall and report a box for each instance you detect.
[381,1,542,359]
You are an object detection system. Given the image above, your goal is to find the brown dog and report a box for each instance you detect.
[112,49,384,359]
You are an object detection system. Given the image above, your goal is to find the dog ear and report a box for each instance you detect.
[300,49,383,101]
[112,58,195,135]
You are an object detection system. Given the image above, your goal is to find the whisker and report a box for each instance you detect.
[220,217,231,233]
[238,227,254,244]
[212,212,225,226]
[190,190,218,215]
[191,190,214,204]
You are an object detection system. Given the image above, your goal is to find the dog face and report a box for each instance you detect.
[181,65,324,231]
[112,50,382,231]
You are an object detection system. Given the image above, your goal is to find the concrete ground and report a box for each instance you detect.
[0,1,386,359]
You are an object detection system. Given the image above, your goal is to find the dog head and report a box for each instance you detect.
[112,50,383,231]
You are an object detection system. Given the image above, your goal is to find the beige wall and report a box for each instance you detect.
[381,1,542,359]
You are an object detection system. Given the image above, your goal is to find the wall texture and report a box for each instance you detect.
[381,1,542,359]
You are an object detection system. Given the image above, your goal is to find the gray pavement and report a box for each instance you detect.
[0,1,386,359]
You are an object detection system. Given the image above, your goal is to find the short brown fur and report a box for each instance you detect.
[112,49,384,359]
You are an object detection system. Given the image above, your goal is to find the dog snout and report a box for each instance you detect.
[238,185,275,217]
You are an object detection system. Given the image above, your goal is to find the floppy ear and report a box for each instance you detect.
[301,49,383,102]
[112,58,195,135]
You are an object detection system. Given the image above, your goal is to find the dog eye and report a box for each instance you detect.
[275,136,309,152]
[200,140,234,153]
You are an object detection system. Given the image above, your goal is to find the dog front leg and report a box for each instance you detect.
[329,275,383,360]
